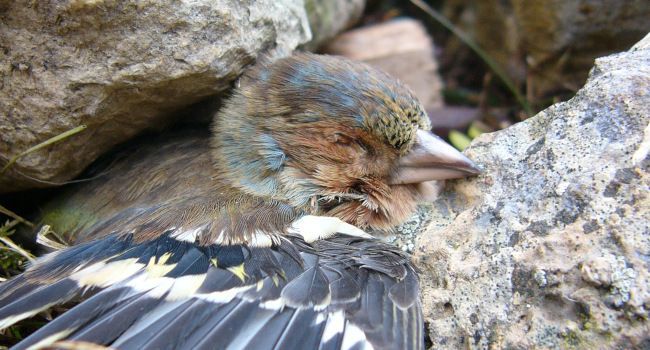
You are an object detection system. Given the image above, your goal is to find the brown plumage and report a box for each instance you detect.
[0,53,479,349]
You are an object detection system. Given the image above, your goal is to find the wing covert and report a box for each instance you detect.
[0,231,422,350]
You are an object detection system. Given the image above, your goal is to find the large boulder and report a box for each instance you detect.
[0,0,363,193]
[415,34,649,348]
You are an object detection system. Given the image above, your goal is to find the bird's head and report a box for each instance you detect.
[212,53,479,230]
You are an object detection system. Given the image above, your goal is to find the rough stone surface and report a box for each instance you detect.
[442,0,650,98]
[378,204,434,254]
[415,35,650,349]
[0,0,362,193]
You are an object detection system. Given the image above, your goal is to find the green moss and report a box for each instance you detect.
[0,250,27,277]
[561,329,582,348]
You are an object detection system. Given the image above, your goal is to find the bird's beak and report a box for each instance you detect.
[389,130,481,185]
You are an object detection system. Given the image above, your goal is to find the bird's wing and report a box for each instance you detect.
[0,231,422,350]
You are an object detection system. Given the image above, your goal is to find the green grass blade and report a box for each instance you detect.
[1,124,87,176]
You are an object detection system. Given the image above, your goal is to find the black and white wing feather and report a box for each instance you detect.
[0,232,422,350]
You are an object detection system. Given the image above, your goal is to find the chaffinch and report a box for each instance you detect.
[0,53,479,349]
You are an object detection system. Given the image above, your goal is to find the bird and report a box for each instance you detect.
[0,52,479,349]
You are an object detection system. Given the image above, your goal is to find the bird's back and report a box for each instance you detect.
[39,132,217,244]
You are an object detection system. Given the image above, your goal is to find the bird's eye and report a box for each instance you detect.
[355,140,372,154]
[329,133,372,155]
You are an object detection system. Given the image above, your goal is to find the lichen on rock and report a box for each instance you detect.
[414,34,650,349]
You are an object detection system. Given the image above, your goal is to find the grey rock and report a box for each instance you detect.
[0,0,363,193]
[414,34,650,349]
